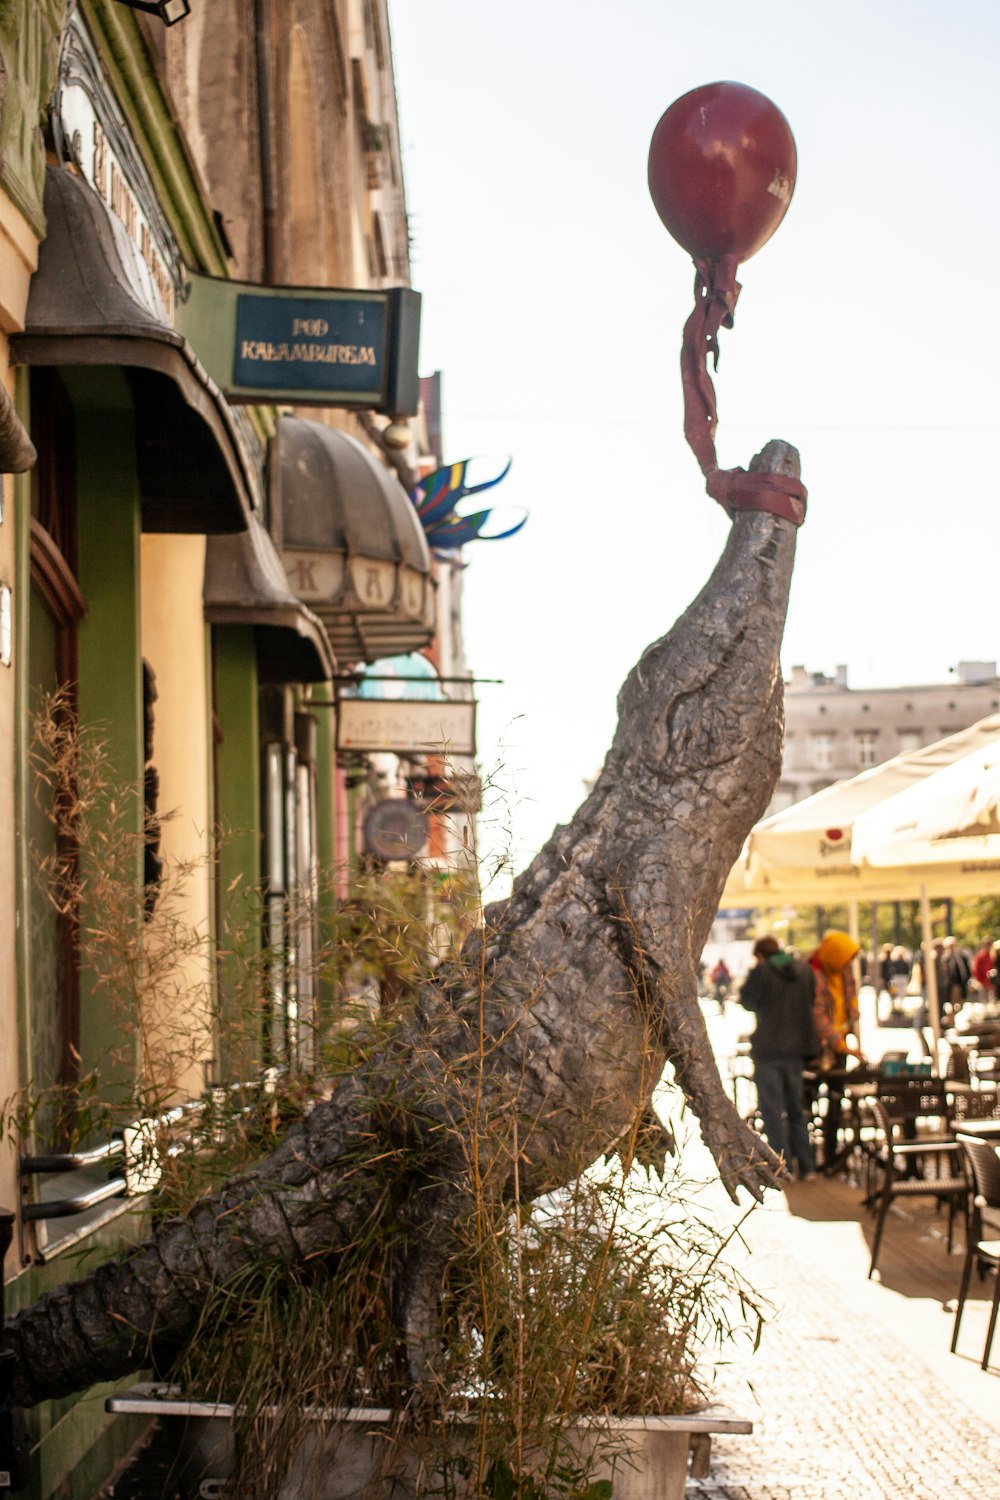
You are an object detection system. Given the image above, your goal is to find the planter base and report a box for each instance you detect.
[107,1386,752,1499]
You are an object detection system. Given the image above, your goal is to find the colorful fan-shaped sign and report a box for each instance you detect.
[411,456,512,527]
[410,456,526,551]
[422,508,528,550]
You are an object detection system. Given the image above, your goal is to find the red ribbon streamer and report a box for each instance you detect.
[680,256,807,527]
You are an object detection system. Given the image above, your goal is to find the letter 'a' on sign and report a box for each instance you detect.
[177,274,422,415]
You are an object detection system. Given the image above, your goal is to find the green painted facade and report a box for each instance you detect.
[66,368,145,1099]
[313,700,340,1021]
[314,698,335,879]
[10,367,150,1496]
[6,1205,151,1500]
[213,625,263,1080]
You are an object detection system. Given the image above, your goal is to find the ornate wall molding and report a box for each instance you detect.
[0,0,69,236]
[53,11,185,317]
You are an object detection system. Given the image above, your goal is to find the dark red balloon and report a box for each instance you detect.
[648,81,796,264]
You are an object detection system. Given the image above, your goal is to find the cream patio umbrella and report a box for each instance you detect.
[721,711,1000,906]
[846,731,1000,1050]
[720,714,1000,1047]
[851,735,1000,863]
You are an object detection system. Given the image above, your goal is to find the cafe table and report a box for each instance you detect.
[953,1117,1000,1140]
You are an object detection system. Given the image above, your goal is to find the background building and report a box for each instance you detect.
[771,660,1000,813]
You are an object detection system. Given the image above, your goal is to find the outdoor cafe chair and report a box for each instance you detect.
[866,1094,968,1280]
[951,1136,1000,1371]
[858,1074,949,1205]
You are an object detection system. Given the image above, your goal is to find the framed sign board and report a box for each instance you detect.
[177,275,421,413]
[337,698,476,756]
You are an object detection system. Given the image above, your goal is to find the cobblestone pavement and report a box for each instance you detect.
[685,999,1000,1498]
[684,1196,1000,1499]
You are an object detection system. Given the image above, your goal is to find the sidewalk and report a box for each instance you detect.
[687,1186,1000,1499]
[688,998,1000,1498]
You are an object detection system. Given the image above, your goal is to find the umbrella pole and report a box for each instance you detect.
[919,883,942,1066]
[847,898,862,1004]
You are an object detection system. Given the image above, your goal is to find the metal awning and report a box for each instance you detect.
[204,515,335,683]
[269,416,436,664]
[10,167,261,532]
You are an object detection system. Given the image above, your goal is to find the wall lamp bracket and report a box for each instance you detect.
[115,0,192,24]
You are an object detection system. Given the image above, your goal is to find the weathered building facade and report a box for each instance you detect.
[0,4,475,1492]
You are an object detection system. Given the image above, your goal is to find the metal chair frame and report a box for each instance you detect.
[860,1078,953,1207]
[866,1090,968,1281]
[951,1135,1000,1371]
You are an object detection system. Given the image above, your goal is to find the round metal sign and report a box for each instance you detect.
[363,798,428,861]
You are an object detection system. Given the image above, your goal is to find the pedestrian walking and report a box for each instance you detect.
[972,938,993,998]
[883,943,912,1020]
[809,929,865,1170]
[740,936,819,1180]
[710,957,732,1012]
[931,937,948,1020]
[942,935,971,1021]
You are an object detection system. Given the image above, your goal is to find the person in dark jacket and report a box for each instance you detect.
[942,936,971,1021]
[740,935,820,1180]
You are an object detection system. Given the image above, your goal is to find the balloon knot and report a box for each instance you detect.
[707,467,807,526]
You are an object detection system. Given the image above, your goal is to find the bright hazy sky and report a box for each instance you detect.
[388,1,1000,884]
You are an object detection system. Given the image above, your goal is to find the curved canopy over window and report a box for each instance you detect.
[204,514,336,684]
[11,168,261,532]
[270,416,435,664]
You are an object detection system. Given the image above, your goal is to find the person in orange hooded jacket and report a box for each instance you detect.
[809,929,866,1169]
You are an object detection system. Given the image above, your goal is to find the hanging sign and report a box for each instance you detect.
[177,274,422,413]
[337,698,476,755]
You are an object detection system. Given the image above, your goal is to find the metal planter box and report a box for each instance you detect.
[107,1386,752,1499]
